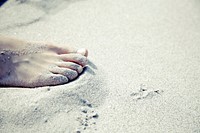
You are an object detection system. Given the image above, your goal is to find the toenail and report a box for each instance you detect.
[79,56,87,62]
[0,51,5,55]
[51,75,68,83]
[71,64,82,73]
[77,48,86,56]
[64,71,77,80]
[77,67,83,73]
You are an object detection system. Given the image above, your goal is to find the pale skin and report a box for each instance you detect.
[0,35,88,88]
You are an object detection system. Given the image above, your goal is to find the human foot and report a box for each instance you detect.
[0,36,88,87]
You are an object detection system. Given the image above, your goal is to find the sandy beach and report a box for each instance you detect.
[0,0,200,132]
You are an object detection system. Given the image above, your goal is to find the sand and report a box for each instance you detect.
[0,0,200,132]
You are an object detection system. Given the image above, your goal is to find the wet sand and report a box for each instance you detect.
[0,0,200,132]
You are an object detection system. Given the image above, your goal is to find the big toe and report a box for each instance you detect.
[59,54,88,66]
[77,48,88,57]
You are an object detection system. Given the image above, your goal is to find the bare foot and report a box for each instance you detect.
[0,36,88,88]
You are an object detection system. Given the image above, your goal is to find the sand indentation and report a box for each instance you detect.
[130,84,163,101]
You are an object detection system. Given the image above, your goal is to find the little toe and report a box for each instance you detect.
[37,74,69,87]
[50,67,78,80]
[59,53,88,66]
[56,62,83,74]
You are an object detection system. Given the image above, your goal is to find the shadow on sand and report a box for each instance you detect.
[0,0,7,7]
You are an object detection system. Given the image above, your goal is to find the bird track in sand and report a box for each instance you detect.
[130,84,164,101]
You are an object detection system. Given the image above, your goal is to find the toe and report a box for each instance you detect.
[56,62,83,74]
[59,53,88,66]
[50,67,78,80]
[36,74,69,86]
[46,43,88,57]
[47,44,77,54]
[77,48,88,57]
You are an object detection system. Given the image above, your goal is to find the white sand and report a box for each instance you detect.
[0,0,200,132]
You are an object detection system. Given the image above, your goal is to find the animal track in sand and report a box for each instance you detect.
[130,84,163,101]
[75,99,99,133]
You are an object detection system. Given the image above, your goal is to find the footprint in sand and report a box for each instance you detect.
[75,99,99,133]
[130,84,164,101]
